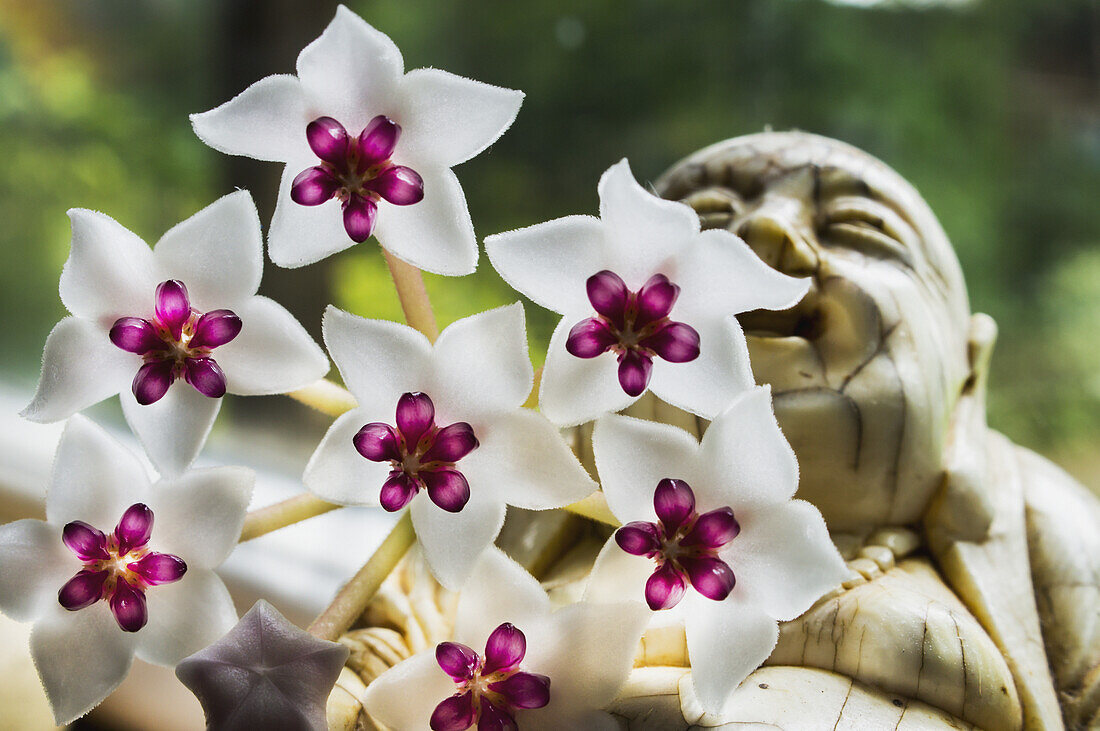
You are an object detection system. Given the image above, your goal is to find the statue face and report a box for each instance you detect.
[658,132,973,531]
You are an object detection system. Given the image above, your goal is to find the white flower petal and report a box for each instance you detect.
[322,306,432,415]
[58,209,157,327]
[362,650,455,731]
[0,520,74,622]
[524,601,649,720]
[21,317,135,423]
[597,159,699,282]
[295,6,403,128]
[678,228,810,316]
[46,415,151,528]
[648,315,754,420]
[31,603,136,726]
[429,303,532,420]
[592,414,702,524]
[372,166,478,277]
[410,491,505,590]
[484,215,607,315]
[538,316,635,427]
[303,409,390,508]
[396,68,523,169]
[215,296,329,396]
[461,410,595,509]
[267,161,355,268]
[583,536,655,607]
[685,592,778,715]
[724,499,847,622]
[136,569,237,667]
[453,547,550,648]
[528,710,621,731]
[190,74,311,162]
[150,467,254,570]
[152,191,263,311]
[697,386,799,511]
[120,384,221,477]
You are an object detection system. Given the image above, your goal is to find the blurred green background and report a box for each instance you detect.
[2,0,1099,487]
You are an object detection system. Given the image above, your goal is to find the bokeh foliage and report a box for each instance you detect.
[1,0,1098,471]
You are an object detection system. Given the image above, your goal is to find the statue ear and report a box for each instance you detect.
[964,313,998,399]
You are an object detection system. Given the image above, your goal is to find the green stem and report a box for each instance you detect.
[239,493,340,542]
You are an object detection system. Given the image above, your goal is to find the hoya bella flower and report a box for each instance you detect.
[364,548,649,730]
[303,304,596,588]
[176,600,349,731]
[190,5,524,274]
[485,159,809,427]
[584,386,848,714]
[0,416,252,725]
[21,191,329,475]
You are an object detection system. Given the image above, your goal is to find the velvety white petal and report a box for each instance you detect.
[429,303,532,420]
[120,383,221,477]
[538,316,636,427]
[396,68,523,169]
[215,296,329,396]
[583,534,657,607]
[696,386,799,511]
[484,215,607,315]
[597,159,699,282]
[592,414,702,525]
[46,414,151,528]
[372,167,478,277]
[362,650,455,731]
[31,602,136,726]
[685,592,779,715]
[410,490,505,590]
[322,306,432,415]
[295,6,403,128]
[723,499,847,622]
[524,601,649,720]
[152,191,263,311]
[453,548,550,648]
[0,520,74,622]
[677,228,810,316]
[59,209,157,327]
[461,410,595,509]
[648,315,755,420]
[149,467,254,570]
[20,317,135,423]
[268,160,355,268]
[303,409,391,508]
[190,74,311,162]
[528,710,621,731]
[136,569,237,667]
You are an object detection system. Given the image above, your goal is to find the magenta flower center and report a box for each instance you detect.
[109,279,241,406]
[354,392,479,513]
[430,622,551,731]
[566,270,701,397]
[614,478,740,611]
[58,503,187,633]
[290,115,425,244]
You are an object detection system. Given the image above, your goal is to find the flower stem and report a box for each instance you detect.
[563,491,620,526]
[287,378,358,418]
[382,247,439,342]
[308,511,416,641]
[239,493,340,542]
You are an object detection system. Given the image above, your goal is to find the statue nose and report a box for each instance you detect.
[734,212,819,277]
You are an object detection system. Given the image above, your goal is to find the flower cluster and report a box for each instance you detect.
[0,5,847,728]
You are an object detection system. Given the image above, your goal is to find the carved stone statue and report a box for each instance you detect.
[327,132,1100,731]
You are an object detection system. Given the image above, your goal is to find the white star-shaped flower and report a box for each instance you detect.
[363,548,649,730]
[485,158,808,427]
[20,190,329,475]
[303,303,596,589]
[0,415,253,725]
[584,386,848,714]
[190,5,524,275]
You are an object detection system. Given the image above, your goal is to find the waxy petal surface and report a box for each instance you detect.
[137,569,238,666]
[363,651,457,731]
[0,520,74,622]
[538,316,635,427]
[304,409,395,508]
[121,384,221,477]
[410,492,505,590]
[190,74,311,162]
[150,467,254,571]
[268,159,355,268]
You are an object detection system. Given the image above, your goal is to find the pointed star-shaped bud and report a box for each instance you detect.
[176,600,349,731]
